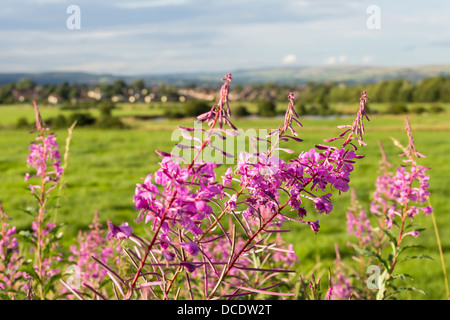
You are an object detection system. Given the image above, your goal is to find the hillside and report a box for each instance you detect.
[1,65,450,87]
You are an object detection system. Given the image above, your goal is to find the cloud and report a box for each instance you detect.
[338,55,347,63]
[282,54,297,65]
[324,56,337,65]
[1,1,449,74]
[362,55,373,63]
[115,0,189,9]
[324,55,347,65]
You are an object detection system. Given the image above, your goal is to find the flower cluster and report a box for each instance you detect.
[346,189,373,245]
[329,247,353,300]
[68,212,123,293]
[133,159,223,256]
[370,118,432,233]
[20,101,67,299]
[25,134,63,186]
[331,118,432,300]
[103,74,370,300]
[232,131,364,235]
[1,203,25,296]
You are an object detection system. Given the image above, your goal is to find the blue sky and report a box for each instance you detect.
[0,0,449,75]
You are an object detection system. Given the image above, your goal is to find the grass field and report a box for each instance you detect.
[1,101,450,299]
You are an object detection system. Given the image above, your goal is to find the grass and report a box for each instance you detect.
[0,102,449,299]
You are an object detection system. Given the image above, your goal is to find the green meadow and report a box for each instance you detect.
[1,102,449,299]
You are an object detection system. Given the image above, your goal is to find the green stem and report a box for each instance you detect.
[429,197,449,299]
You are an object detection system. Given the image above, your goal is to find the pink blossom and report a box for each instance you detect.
[26,134,63,186]
[182,241,199,256]
[106,221,133,240]
[306,220,320,234]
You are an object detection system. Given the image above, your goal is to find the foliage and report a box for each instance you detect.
[234,105,251,117]
[386,103,409,115]
[0,73,445,301]
[257,100,277,117]
[183,100,211,117]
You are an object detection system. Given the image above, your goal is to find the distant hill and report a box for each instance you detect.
[230,65,450,85]
[1,65,450,87]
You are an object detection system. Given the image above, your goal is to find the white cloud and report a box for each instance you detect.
[324,55,347,65]
[362,55,373,63]
[324,56,337,65]
[282,54,297,65]
[338,55,347,63]
[289,0,310,8]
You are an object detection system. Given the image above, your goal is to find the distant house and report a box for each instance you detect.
[11,89,42,102]
[87,88,103,101]
[48,93,62,104]
[111,94,126,103]
[177,88,216,101]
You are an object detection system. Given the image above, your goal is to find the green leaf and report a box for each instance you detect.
[387,253,394,265]
[398,244,426,254]
[382,228,398,244]
[397,254,433,264]
[391,273,414,282]
[0,292,11,300]
[353,246,377,258]
[18,262,42,286]
[391,286,427,297]
[405,222,421,230]
[17,230,36,246]
[353,246,389,269]
[43,273,63,296]
[20,207,38,217]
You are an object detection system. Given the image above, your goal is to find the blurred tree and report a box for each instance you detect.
[387,102,408,114]
[234,105,250,117]
[184,100,211,117]
[54,82,70,101]
[133,79,146,91]
[0,83,15,103]
[112,80,127,95]
[257,100,276,117]
[440,78,450,102]
[295,102,307,116]
[413,76,443,102]
[16,78,36,91]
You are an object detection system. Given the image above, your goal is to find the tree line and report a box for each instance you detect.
[2,76,450,105]
[290,76,450,104]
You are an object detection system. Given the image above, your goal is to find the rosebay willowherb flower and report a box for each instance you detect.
[0,202,26,298]
[21,101,65,299]
[25,102,63,189]
[370,118,432,235]
[66,211,124,297]
[99,74,370,300]
[332,118,433,300]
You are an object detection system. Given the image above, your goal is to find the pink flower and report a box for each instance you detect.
[182,242,199,256]
[326,286,333,300]
[106,221,133,240]
[403,230,420,239]
[226,194,237,211]
[162,250,176,261]
[222,167,233,186]
[313,193,333,214]
[421,206,433,215]
[26,133,63,186]
[306,220,320,234]
[180,261,196,273]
